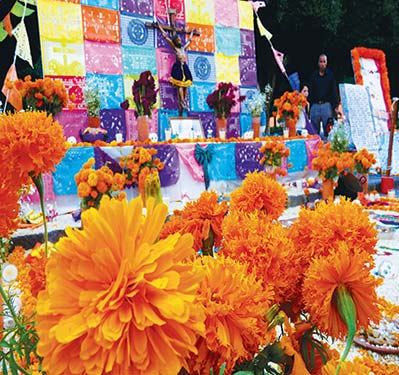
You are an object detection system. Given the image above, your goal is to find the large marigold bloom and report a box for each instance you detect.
[288,197,378,269]
[321,356,373,375]
[0,111,66,182]
[36,197,205,375]
[230,171,287,221]
[222,212,301,305]
[187,256,273,375]
[160,190,228,251]
[302,245,381,339]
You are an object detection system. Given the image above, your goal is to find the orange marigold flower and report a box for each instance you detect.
[321,356,373,375]
[187,255,273,375]
[288,197,378,269]
[230,171,287,221]
[303,246,381,339]
[222,212,301,305]
[36,197,205,375]
[160,190,228,251]
[0,111,66,182]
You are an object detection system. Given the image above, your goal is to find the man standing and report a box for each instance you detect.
[308,54,340,138]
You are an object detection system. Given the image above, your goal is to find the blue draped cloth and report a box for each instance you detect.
[194,143,214,190]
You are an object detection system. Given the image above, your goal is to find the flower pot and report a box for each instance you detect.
[88,116,101,128]
[216,117,227,138]
[321,179,335,201]
[137,115,149,142]
[381,176,394,194]
[357,174,369,193]
[252,116,261,138]
[264,166,277,180]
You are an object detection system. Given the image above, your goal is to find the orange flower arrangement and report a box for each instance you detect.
[230,171,287,221]
[259,140,290,176]
[74,157,126,209]
[353,148,376,174]
[0,182,20,238]
[187,255,273,375]
[160,190,228,252]
[351,47,392,117]
[8,75,69,116]
[273,90,307,136]
[36,197,205,375]
[311,141,354,181]
[222,212,302,305]
[119,147,164,189]
[302,245,381,339]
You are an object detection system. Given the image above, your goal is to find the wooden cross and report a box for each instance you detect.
[145,8,200,37]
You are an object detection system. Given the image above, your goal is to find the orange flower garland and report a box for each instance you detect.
[302,246,381,339]
[188,255,273,375]
[230,171,287,221]
[36,197,205,375]
[351,47,392,119]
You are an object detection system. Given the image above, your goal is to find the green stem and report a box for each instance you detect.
[334,285,357,375]
[0,284,22,331]
[31,173,48,257]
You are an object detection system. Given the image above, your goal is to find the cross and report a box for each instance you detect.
[145,8,200,37]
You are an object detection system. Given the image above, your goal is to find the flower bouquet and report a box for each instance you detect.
[353,148,376,175]
[273,90,307,137]
[244,90,266,118]
[119,147,164,204]
[10,75,68,116]
[74,158,126,210]
[259,140,290,177]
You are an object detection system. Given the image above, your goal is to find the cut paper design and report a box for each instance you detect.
[285,139,308,173]
[238,0,254,30]
[214,0,239,27]
[122,75,136,102]
[189,82,215,112]
[55,110,88,140]
[239,112,252,135]
[53,147,95,195]
[156,48,175,82]
[226,113,240,138]
[378,133,399,175]
[100,108,127,141]
[86,73,125,109]
[50,75,86,110]
[120,14,155,47]
[155,0,185,22]
[215,26,241,56]
[175,143,205,182]
[240,29,256,58]
[185,0,214,25]
[188,52,216,82]
[153,144,180,186]
[14,21,33,67]
[120,0,154,16]
[82,6,120,43]
[20,173,55,204]
[84,41,122,74]
[240,86,258,114]
[235,142,263,179]
[305,136,321,169]
[122,45,157,75]
[215,54,240,84]
[94,147,124,173]
[159,81,179,110]
[80,0,118,10]
[208,143,237,180]
[41,41,85,76]
[239,56,257,86]
[37,0,83,43]
[186,23,215,53]
[189,111,215,137]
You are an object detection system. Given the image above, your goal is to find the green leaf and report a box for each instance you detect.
[11,3,35,17]
[2,357,8,375]
[233,372,254,375]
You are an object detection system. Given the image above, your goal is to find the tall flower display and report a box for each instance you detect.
[129,70,158,118]
[273,90,307,137]
[259,140,290,177]
[8,75,69,116]
[36,197,205,375]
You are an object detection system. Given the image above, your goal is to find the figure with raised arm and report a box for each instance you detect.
[157,20,195,116]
